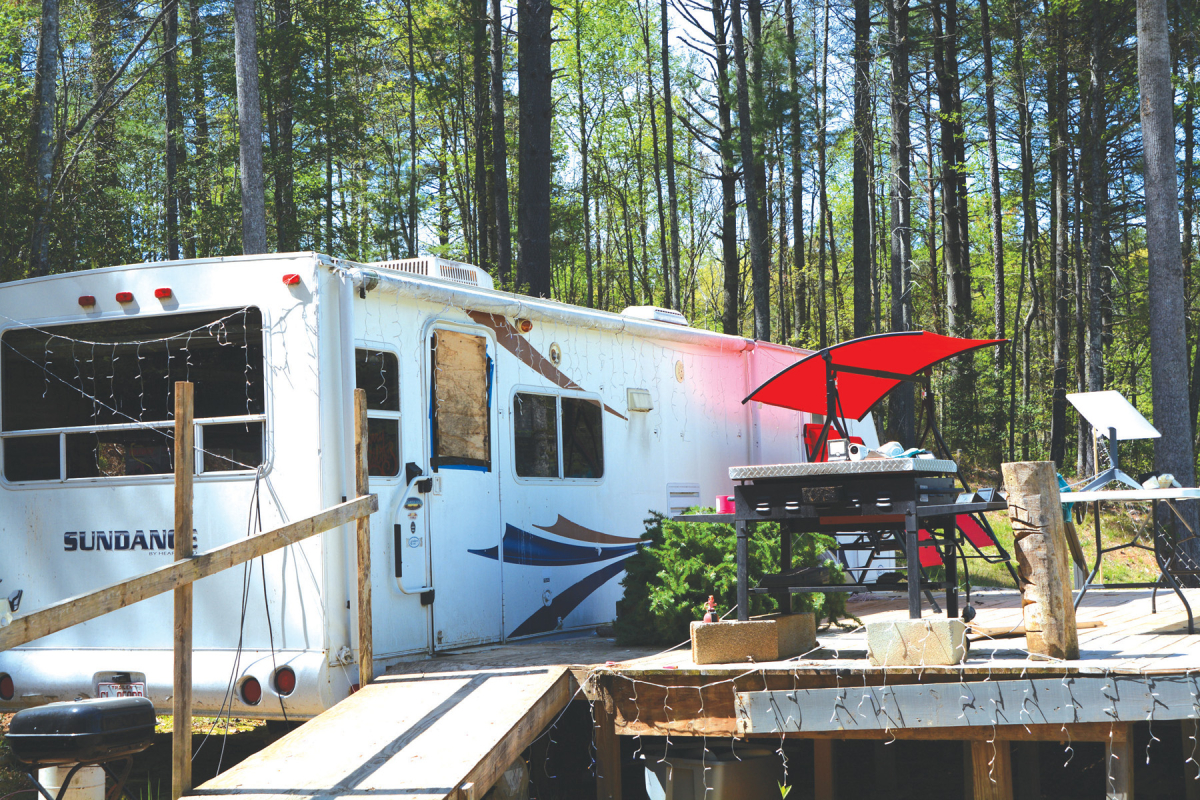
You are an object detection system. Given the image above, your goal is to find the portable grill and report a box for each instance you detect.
[8,696,155,800]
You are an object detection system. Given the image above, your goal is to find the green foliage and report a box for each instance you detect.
[614,511,847,647]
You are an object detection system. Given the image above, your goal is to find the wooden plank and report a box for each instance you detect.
[969,620,1103,640]
[354,389,373,689]
[0,494,378,651]
[458,670,573,798]
[190,664,572,800]
[970,740,1013,800]
[1106,725,1133,800]
[1002,461,1079,659]
[812,740,836,800]
[736,675,1200,733]
[173,383,194,800]
[594,700,622,800]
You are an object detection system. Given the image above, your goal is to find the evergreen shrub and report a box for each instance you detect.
[614,511,849,647]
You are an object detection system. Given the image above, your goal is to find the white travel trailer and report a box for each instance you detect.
[0,253,876,719]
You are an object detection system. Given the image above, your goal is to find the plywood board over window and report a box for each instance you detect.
[431,330,491,469]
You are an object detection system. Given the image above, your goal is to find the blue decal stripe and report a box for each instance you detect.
[509,558,630,638]
[469,523,639,566]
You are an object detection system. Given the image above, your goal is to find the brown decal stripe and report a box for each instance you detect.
[468,310,628,421]
[534,514,640,545]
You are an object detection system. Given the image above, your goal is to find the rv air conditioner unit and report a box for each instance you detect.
[620,306,690,326]
[368,256,495,291]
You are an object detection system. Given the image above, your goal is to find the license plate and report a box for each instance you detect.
[97,682,145,698]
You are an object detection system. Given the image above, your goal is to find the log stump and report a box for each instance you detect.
[1001,461,1080,660]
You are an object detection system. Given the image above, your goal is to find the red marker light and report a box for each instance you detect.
[273,666,297,696]
[0,673,13,701]
[115,292,134,303]
[240,676,262,705]
[154,287,172,299]
[282,274,301,286]
[78,295,96,307]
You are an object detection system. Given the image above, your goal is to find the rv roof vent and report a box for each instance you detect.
[369,256,495,291]
[620,305,690,326]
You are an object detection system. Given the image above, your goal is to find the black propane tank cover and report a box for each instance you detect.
[7,696,156,768]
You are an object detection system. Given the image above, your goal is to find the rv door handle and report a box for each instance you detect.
[416,478,433,494]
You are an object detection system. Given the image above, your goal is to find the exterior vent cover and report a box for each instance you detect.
[667,482,702,517]
[369,256,495,291]
[627,388,654,413]
[620,306,690,326]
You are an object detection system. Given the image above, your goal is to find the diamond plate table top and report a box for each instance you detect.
[728,458,958,480]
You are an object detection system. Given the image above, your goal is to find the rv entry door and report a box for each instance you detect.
[425,326,502,649]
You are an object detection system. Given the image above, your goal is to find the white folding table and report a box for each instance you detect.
[1061,486,1200,632]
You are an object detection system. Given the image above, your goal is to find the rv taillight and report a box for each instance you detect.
[154,287,172,299]
[0,674,13,701]
[273,666,296,696]
[115,292,134,303]
[240,676,262,705]
[78,296,96,308]
[282,274,301,286]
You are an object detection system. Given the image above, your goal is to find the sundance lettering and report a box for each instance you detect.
[63,530,199,552]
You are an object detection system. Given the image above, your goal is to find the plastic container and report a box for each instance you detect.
[37,766,105,800]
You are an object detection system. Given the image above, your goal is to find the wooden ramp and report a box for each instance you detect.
[188,663,573,800]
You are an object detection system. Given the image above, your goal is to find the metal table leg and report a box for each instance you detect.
[779,523,793,614]
[1073,501,1103,609]
[736,519,749,621]
[944,524,958,618]
[906,524,921,619]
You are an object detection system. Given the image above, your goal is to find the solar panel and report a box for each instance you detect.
[1066,390,1160,441]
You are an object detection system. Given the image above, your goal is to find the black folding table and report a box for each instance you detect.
[676,459,1007,621]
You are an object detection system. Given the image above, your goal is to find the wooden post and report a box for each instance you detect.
[813,739,837,800]
[1000,461,1080,659]
[1184,720,1200,800]
[354,388,373,688]
[172,382,194,800]
[969,740,1013,800]
[594,701,621,800]
[1106,725,1133,800]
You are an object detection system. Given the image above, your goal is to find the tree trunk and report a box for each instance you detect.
[474,0,490,271]
[639,0,669,308]
[29,0,59,275]
[1048,5,1070,467]
[714,0,740,336]
[732,0,770,341]
[491,0,511,286]
[816,0,830,348]
[189,0,211,256]
[1138,0,1199,543]
[887,0,914,445]
[661,0,681,310]
[786,0,806,341]
[573,0,592,307]
[273,0,296,251]
[234,0,267,255]
[981,0,1003,350]
[165,0,183,260]
[516,0,553,297]
[852,0,871,337]
[90,0,123,266]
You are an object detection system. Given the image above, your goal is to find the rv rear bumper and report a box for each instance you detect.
[0,648,349,719]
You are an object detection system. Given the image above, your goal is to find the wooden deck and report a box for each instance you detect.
[186,591,1200,800]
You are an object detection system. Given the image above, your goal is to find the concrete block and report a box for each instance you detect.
[866,618,967,667]
[690,612,816,665]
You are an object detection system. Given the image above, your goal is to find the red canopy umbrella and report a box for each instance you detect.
[743,331,1005,420]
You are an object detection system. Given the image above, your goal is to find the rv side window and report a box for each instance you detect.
[355,349,400,477]
[512,392,604,480]
[1,308,264,482]
[562,398,603,478]
[513,393,557,477]
[430,330,491,470]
